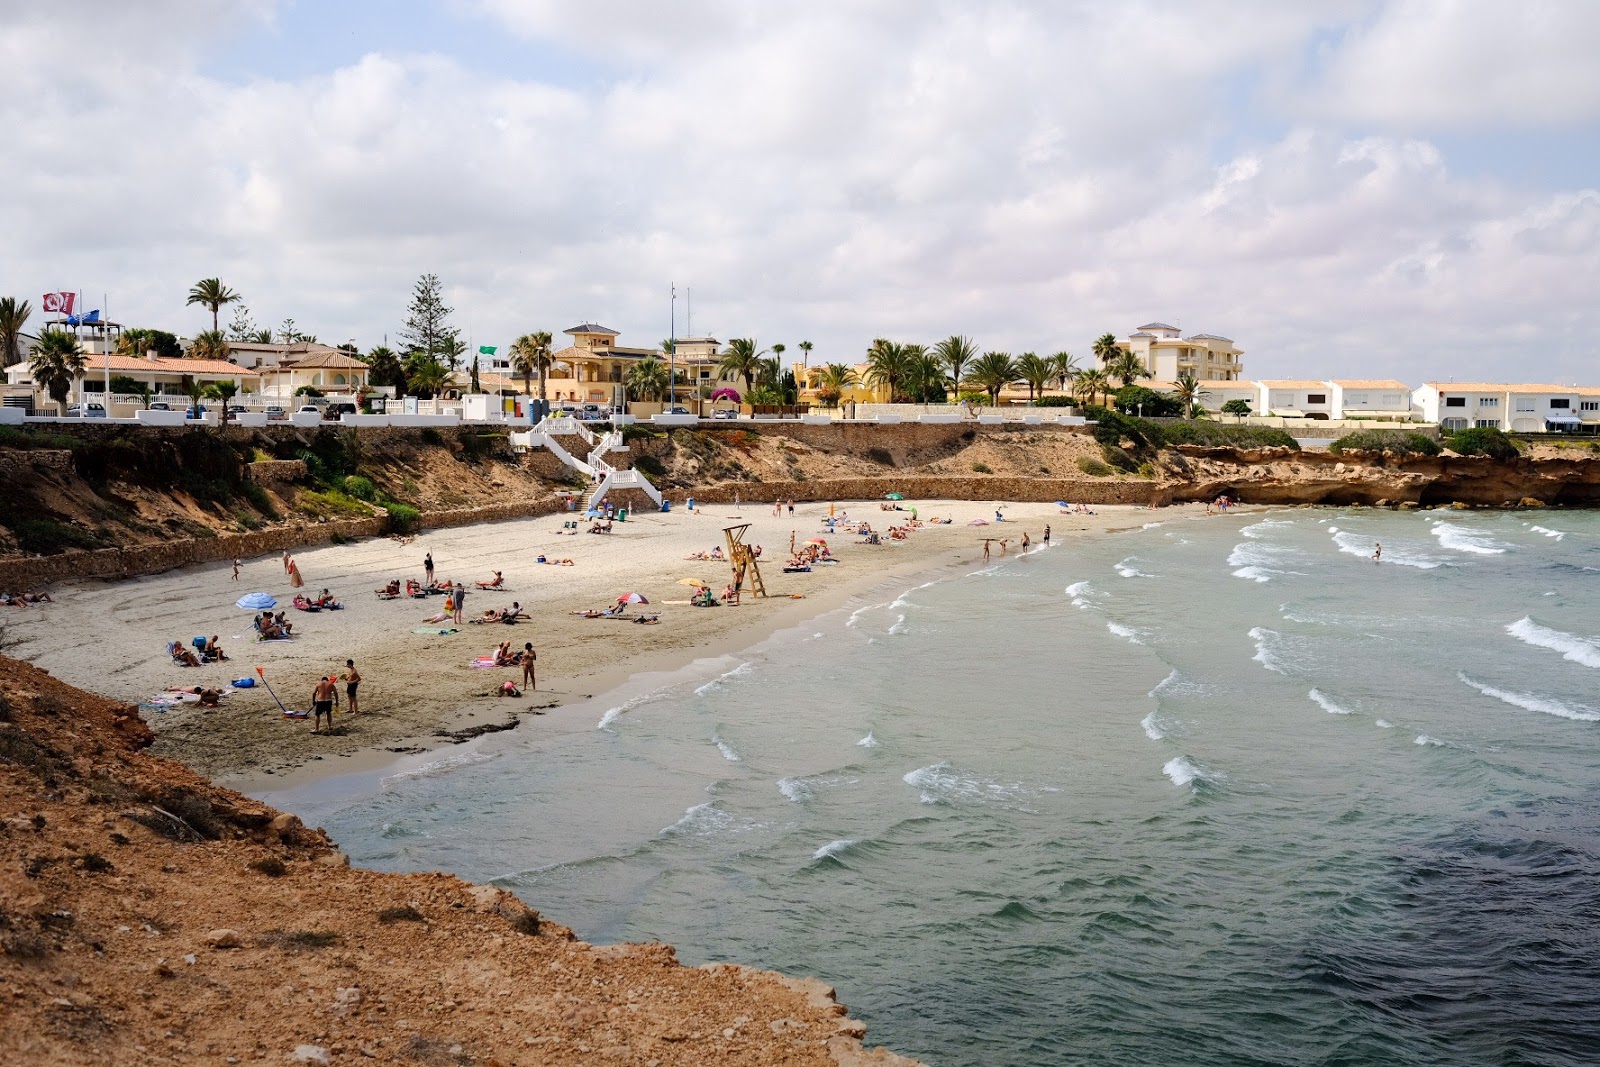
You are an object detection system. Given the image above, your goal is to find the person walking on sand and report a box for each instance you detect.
[312,675,338,735]
[1373,542,1382,563]
[521,642,537,691]
[282,548,291,573]
[231,558,241,582]
[788,500,795,517]
[1021,532,1031,550]
[424,551,435,585]
[288,557,305,589]
[341,659,361,716]
[1043,525,1051,545]
[982,539,991,561]
[452,581,467,624]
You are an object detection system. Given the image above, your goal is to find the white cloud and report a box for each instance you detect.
[0,1,1595,382]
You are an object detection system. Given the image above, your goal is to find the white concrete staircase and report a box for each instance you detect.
[513,418,662,510]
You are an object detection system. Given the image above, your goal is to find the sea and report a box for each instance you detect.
[268,508,1600,1066]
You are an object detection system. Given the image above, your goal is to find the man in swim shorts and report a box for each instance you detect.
[312,676,338,734]
[522,642,537,691]
[342,659,361,715]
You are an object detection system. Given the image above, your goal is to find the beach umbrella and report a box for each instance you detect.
[885,492,904,500]
[236,592,276,611]
[617,592,650,604]
[805,538,828,546]
[677,578,710,587]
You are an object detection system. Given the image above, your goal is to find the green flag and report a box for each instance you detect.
[479,345,497,355]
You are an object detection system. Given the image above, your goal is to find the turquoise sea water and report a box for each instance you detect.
[272,509,1600,1066]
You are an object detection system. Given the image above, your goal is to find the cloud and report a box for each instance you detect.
[0,1,1595,384]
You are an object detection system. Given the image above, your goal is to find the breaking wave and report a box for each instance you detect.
[1431,521,1508,556]
[1309,688,1354,715]
[381,749,496,786]
[713,734,742,762]
[694,661,755,696]
[857,732,880,749]
[1107,621,1145,644]
[1529,525,1566,540]
[1414,735,1445,747]
[1506,617,1600,669]
[1114,557,1155,578]
[1162,756,1222,789]
[903,762,1026,806]
[1332,530,1442,569]
[1458,673,1600,722]
[812,838,858,861]
[1141,713,1166,741]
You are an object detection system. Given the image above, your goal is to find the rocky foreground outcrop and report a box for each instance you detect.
[0,656,920,1066]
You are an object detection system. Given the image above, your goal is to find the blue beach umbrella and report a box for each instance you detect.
[236,592,277,611]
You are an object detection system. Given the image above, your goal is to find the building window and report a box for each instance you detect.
[1307,394,1327,405]
[1475,419,1499,428]
[1444,396,1466,407]
[1582,401,1599,412]
[1478,396,1498,407]
[1442,417,1468,430]
[1550,398,1570,409]
[1515,398,1535,412]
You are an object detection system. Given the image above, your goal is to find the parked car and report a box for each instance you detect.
[265,406,287,421]
[185,404,207,420]
[712,408,739,420]
[325,402,358,419]
[579,404,606,420]
[66,402,107,418]
[148,401,171,411]
[297,405,321,416]
[667,406,692,416]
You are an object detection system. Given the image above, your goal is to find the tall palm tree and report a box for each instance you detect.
[509,331,555,404]
[1093,332,1122,369]
[864,338,911,402]
[1173,369,1210,419]
[903,344,947,402]
[0,296,32,368]
[934,334,978,394]
[626,355,669,401]
[756,356,782,388]
[718,338,767,394]
[187,278,242,334]
[967,351,1018,405]
[815,362,857,406]
[1015,352,1054,403]
[1050,351,1079,392]
[798,340,813,368]
[407,359,449,399]
[1108,350,1149,386]
[771,342,786,369]
[189,329,230,362]
[1074,369,1112,407]
[29,328,87,414]
[203,380,239,422]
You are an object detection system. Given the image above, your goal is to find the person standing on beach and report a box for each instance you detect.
[424,551,434,585]
[788,500,795,517]
[282,549,291,573]
[288,558,305,589]
[231,558,241,581]
[982,539,991,561]
[1021,532,1031,550]
[453,581,466,624]
[342,659,361,716]
[522,642,537,691]
[1043,525,1051,545]
[1373,542,1382,563]
[312,676,337,735]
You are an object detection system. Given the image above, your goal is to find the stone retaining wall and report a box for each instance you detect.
[674,476,1156,506]
[245,459,307,483]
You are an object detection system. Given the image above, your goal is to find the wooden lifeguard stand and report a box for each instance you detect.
[723,523,767,599]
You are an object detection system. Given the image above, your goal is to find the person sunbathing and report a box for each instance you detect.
[376,579,402,598]
[468,608,506,624]
[572,608,607,618]
[257,614,286,640]
[633,614,660,625]
[164,684,222,706]
[22,591,52,603]
[477,571,505,589]
[421,610,451,624]
[494,641,516,666]
[406,579,427,597]
[315,589,341,609]
[169,639,201,667]
[204,636,227,661]
[504,602,529,620]
[273,611,294,635]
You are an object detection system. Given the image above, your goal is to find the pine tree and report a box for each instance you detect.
[398,273,458,366]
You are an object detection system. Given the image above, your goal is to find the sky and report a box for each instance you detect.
[2,0,1598,383]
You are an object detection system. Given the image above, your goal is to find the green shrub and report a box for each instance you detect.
[620,424,662,443]
[1328,430,1441,457]
[1221,399,1253,416]
[383,501,421,534]
[295,489,371,520]
[1077,456,1114,477]
[634,454,665,477]
[342,475,377,501]
[419,428,444,446]
[971,462,993,474]
[1100,444,1139,472]
[1090,410,1156,449]
[1157,421,1300,451]
[241,482,279,519]
[1113,385,1183,418]
[1035,395,1076,407]
[1136,462,1159,478]
[1446,426,1520,461]
[10,518,102,555]
[234,510,262,531]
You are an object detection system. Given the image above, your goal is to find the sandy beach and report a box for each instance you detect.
[0,499,1214,783]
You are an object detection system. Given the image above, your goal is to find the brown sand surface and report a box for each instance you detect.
[1,499,1212,782]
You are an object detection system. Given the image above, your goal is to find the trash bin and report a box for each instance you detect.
[687,495,696,511]
[618,507,628,522]
[661,500,671,512]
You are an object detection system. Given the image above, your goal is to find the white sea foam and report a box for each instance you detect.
[1327,526,1339,534]
[1332,530,1441,568]
[1066,580,1094,609]
[1141,713,1166,740]
[1142,521,1164,530]
[1458,673,1600,722]
[1431,521,1507,556]
[902,762,1025,806]
[1309,688,1354,715]
[887,615,908,636]
[1162,756,1222,788]
[1530,525,1566,540]
[598,687,663,730]
[846,602,888,628]
[1506,617,1600,669]
[694,661,755,696]
[857,732,880,749]
[777,777,813,803]
[381,749,496,786]
[1414,735,1444,747]
[1228,541,1302,582]
[713,735,742,762]
[660,802,746,837]
[813,839,857,861]
[1241,518,1293,539]
[1147,669,1210,700]
[1114,557,1155,578]
[1107,621,1145,644]
[1375,719,1395,729]
[1248,626,1296,674]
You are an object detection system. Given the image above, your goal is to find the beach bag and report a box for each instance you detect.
[232,677,256,688]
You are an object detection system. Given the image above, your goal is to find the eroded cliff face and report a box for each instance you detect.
[1155,446,1600,507]
[0,657,921,1066]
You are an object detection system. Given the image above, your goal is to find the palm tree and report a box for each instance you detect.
[508,331,555,405]
[407,358,449,399]
[967,350,1018,405]
[203,380,239,422]
[185,377,206,417]
[903,344,947,402]
[29,328,87,414]
[864,338,911,402]
[1093,332,1122,369]
[1014,352,1054,403]
[1173,369,1210,419]
[626,355,669,401]
[934,335,978,395]
[1050,351,1079,392]
[0,296,32,368]
[771,342,786,369]
[798,340,813,368]
[187,278,242,334]
[718,338,767,394]
[189,329,230,362]
[1074,369,1112,407]
[1108,350,1149,386]
[815,362,857,407]
[755,356,783,388]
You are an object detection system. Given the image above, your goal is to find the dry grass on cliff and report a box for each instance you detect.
[0,656,917,1066]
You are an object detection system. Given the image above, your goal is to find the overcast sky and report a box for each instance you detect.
[3,0,1598,382]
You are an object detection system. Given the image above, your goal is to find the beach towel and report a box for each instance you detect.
[412,626,460,635]
[470,656,497,669]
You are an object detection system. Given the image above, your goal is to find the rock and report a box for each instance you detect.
[466,885,541,933]
[1451,501,1470,509]
[269,813,302,836]
[1521,497,1545,508]
[1397,501,1419,510]
[333,986,362,1015]
[318,851,350,868]
[205,929,242,949]
[291,1044,331,1064]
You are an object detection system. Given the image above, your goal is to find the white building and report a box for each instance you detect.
[1412,383,1600,433]
[1256,380,1334,419]
[1143,379,1259,414]
[1121,323,1244,381]
[1328,380,1413,421]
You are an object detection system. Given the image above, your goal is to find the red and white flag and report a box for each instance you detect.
[41,292,75,316]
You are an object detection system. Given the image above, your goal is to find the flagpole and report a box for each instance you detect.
[669,283,676,410]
